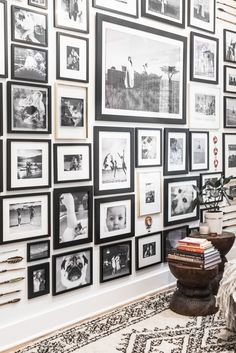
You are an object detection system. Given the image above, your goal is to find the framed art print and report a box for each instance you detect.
[0,192,50,244]
[190,131,209,171]
[200,172,222,205]
[27,240,50,262]
[94,126,134,196]
[0,0,8,78]
[163,225,189,261]
[96,13,187,124]
[136,232,162,270]
[93,0,138,18]
[138,171,161,216]
[28,0,48,10]
[188,0,215,33]
[135,128,162,167]
[28,262,50,299]
[223,133,236,178]
[7,81,51,134]
[224,66,236,94]
[224,29,236,64]
[224,96,236,128]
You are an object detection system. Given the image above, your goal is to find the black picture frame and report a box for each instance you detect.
[28,262,50,299]
[93,0,138,18]
[224,29,236,64]
[223,133,236,178]
[28,0,48,10]
[188,226,199,235]
[0,0,8,78]
[135,128,162,168]
[224,96,236,128]
[224,65,236,94]
[0,140,2,192]
[163,225,189,261]
[189,131,209,172]
[188,0,215,34]
[53,186,93,249]
[27,240,50,262]
[200,172,223,205]
[0,83,2,136]
[136,232,162,271]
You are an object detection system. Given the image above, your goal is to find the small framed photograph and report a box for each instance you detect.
[223,133,236,178]
[55,83,87,140]
[27,240,50,262]
[138,171,161,216]
[164,128,189,176]
[200,172,222,205]
[189,226,199,235]
[0,192,50,245]
[224,66,236,94]
[0,0,8,78]
[224,29,236,64]
[7,81,51,134]
[188,0,215,33]
[94,126,134,196]
[190,131,209,171]
[11,6,48,47]
[163,225,189,261]
[164,176,199,227]
[11,44,48,83]
[190,32,218,84]
[136,232,162,270]
[93,0,138,18]
[135,128,162,168]
[53,186,93,249]
[28,0,48,10]
[0,140,2,192]
[7,139,51,191]
[224,96,236,129]
[52,247,93,296]
[28,262,50,299]
[54,144,91,184]
[100,240,132,283]
[95,194,134,244]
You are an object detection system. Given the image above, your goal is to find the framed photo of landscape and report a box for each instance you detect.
[95,13,187,124]
[223,133,236,178]
[190,131,209,171]
[136,232,162,270]
[28,0,48,10]
[138,171,161,216]
[188,0,215,33]
[224,29,236,64]
[27,239,50,262]
[93,0,138,18]
[0,0,8,78]
[135,128,162,167]
[224,66,236,94]
[28,262,50,299]
[163,225,189,261]
[200,172,222,205]
[224,96,236,128]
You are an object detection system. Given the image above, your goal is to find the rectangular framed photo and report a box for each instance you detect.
[164,176,199,227]
[7,81,51,134]
[28,262,50,299]
[224,66,236,94]
[100,240,132,283]
[53,186,93,249]
[96,14,187,124]
[164,128,189,176]
[224,29,236,64]
[190,32,218,84]
[0,192,50,245]
[27,240,50,262]
[93,0,138,18]
[190,131,209,171]
[224,96,236,129]
[54,143,91,184]
[94,126,134,196]
[223,133,236,178]
[7,139,51,191]
[28,0,48,10]
[188,0,215,33]
[95,194,134,244]
[163,225,189,261]
[138,171,161,216]
[0,83,2,136]
[135,128,162,167]
[225,179,236,200]
[0,140,2,192]
[200,172,222,205]
[11,44,48,83]
[0,0,8,78]
[136,232,162,270]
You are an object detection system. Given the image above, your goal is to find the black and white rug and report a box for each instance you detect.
[16,289,236,353]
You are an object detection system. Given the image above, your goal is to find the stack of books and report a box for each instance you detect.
[167,237,221,269]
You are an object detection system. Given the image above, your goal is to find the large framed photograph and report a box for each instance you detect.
[223,133,236,178]
[164,176,199,227]
[95,194,134,244]
[93,0,138,18]
[164,128,189,176]
[0,192,50,245]
[224,29,236,64]
[100,240,132,283]
[224,66,236,94]
[200,172,222,205]
[94,126,134,196]
[138,171,161,216]
[136,232,162,270]
[7,139,51,191]
[188,0,215,33]
[7,81,51,134]
[0,0,7,78]
[135,128,162,167]
[96,14,187,124]
[28,262,50,299]
[28,0,48,10]
[53,186,93,249]
[224,96,236,129]
[163,225,189,261]
[190,131,209,171]
[11,44,48,83]
[27,239,50,262]
[54,143,91,184]
[190,32,218,84]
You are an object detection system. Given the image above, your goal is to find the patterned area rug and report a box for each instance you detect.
[15,289,236,353]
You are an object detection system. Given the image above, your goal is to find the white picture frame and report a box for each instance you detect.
[138,171,161,216]
[223,133,236,178]
[135,128,162,167]
[190,131,209,171]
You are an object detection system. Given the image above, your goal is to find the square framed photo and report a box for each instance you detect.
[54,143,91,184]
[138,171,161,216]
[27,240,50,262]
[224,29,236,64]
[28,0,48,10]
[95,194,134,244]
[223,133,236,178]
[0,0,7,78]
[94,126,134,196]
[190,131,209,171]
[96,14,187,124]
[28,262,50,299]
[164,176,199,227]
[55,83,87,140]
[0,192,50,245]
[164,128,189,176]
[224,96,236,129]
[136,232,162,270]
[7,81,51,134]
[224,66,236,94]
[56,32,88,83]
[135,128,162,167]
[188,0,215,33]
[53,186,93,249]
[93,0,138,18]
[200,172,222,205]
[100,240,132,283]
[7,139,51,191]
[190,32,218,84]
[163,225,189,261]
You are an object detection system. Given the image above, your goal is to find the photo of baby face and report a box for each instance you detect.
[106,205,126,232]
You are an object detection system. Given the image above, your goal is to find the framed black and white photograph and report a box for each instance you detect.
[190,32,218,84]
[7,81,51,134]
[189,83,220,129]
[54,144,91,184]
[0,0,7,78]
[56,32,88,83]
[7,139,51,191]
[0,83,2,136]
[224,29,236,64]
[11,6,48,47]
[100,240,132,283]
[52,247,93,296]
[11,44,48,83]
[28,0,48,10]
[28,262,50,299]
[93,0,138,18]
[136,232,162,270]
[96,14,187,124]
[164,128,189,176]
[141,0,185,28]
[163,225,189,261]
[94,126,134,196]
[190,131,209,171]
[95,194,134,244]
[0,140,2,192]
[138,171,161,216]
[188,0,215,33]
[164,176,199,227]
[27,240,50,262]
[0,192,50,245]
[135,128,162,167]
[223,133,236,178]
[224,96,236,128]
[224,66,236,94]
[53,186,93,249]
[225,179,236,200]
[55,83,87,140]
[200,172,222,205]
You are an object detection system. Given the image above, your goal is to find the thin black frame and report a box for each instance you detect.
[0,140,2,192]
[189,131,209,172]
[135,128,162,168]
[163,225,189,262]
[224,29,236,64]
[224,96,236,128]
[0,0,8,78]
[135,232,162,271]
[27,239,50,262]
[200,172,223,205]
[93,0,138,18]
[28,0,48,10]
[7,81,51,134]
[223,133,236,179]
[28,262,50,299]
[224,65,236,94]
[188,0,215,34]
[52,247,93,296]
[0,83,2,136]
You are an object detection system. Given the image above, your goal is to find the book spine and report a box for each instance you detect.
[176,246,205,253]
[170,250,204,260]
[168,259,204,269]
[168,254,204,264]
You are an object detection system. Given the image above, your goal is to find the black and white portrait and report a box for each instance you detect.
[28,262,49,299]
[64,154,82,171]
[145,183,155,204]
[164,226,188,260]
[54,0,88,33]
[138,171,161,216]
[27,240,50,262]
[28,0,48,9]
[164,128,188,175]
[188,0,215,33]
[9,200,41,234]
[60,97,83,127]
[224,66,236,94]
[67,46,80,71]
[136,232,162,270]
[17,149,42,180]
[190,132,209,171]
[169,137,183,166]
[224,97,236,128]
[195,93,215,116]
[224,29,236,64]
[33,269,46,292]
[136,128,162,167]
[142,136,157,160]
[143,242,156,258]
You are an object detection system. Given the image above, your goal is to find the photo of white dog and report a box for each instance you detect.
[171,185,196,216]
